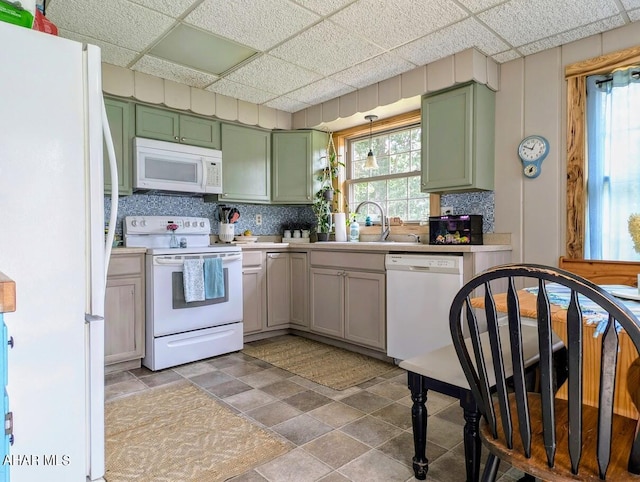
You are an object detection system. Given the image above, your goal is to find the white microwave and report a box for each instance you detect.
[133,137,222,194]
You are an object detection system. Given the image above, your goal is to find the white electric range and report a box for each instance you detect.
[124,216,243,370]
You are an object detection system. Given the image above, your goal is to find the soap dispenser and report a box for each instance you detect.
[349,216,360,242]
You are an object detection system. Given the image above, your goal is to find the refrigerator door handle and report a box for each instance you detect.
[102,96,118,282]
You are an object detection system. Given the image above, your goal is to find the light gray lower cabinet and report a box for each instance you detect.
[242,251,266,334]
[105,252,145,369]
[309,251,385,351]
[266,252,309,330]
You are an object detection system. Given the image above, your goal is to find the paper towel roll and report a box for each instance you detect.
[334,213,347,242]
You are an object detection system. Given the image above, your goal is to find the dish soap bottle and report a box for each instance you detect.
[349,216,360,242]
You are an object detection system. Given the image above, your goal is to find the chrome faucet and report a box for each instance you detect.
[355,201,389,241]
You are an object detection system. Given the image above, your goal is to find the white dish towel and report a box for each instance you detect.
[183,259,205,302]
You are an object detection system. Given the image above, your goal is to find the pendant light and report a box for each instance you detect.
[364,114,378,170]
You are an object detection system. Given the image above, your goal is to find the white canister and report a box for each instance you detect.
[334,213,347,242]
[219,223,234,243]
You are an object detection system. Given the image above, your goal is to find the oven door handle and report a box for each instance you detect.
[154,254,242,266]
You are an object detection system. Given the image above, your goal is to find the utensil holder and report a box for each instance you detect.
[219,223,234,243]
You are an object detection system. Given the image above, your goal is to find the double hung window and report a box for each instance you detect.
[345,124,429,222]
[585,67,640,260]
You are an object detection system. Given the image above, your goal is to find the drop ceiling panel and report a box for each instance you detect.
[270,20,383,76]
[206,79,277,105]
[46,0,174,51]
[478,0,621,47]
[285,78,355,105]
[329,0,467,50]
[291,0,357,16]
[622,0,640,8]
[265,96,311,113]
[127,0,201,17]
[225,55,322,95]
[185,0,320,51]
[332,52,416,89]
[150,24,257,75]
[630,9,640,21]
[58,28,138,67]
[132,55,219,88]
[395,18,509,66]
[518,16,625,56]
[456,0,510,13]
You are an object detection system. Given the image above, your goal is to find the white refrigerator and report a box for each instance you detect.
[0,21,117,482]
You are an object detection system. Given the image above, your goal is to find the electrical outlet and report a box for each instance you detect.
[255,214,262,225]
[442,206,454,215]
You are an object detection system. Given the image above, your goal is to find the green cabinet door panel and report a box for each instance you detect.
[221,124,271,203]
[135,105,221,149]
[135,105,179,142]
[179,115,221,149]
[104,98,133,195]
[421,82,495,193]
[272,130,328,204]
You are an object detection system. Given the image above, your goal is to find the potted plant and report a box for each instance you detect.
[313,195,332,241]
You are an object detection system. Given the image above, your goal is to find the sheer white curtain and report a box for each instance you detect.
[585,67,640,260]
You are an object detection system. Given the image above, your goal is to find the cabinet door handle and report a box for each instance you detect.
[181,137,186,142]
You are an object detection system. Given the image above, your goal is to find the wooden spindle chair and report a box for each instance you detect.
[450,264,640,481]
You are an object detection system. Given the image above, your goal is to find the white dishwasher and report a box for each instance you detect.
[386,254,464,361]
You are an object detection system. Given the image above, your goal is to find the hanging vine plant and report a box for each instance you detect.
[316,132,344,209]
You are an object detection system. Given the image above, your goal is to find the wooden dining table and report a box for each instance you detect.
[470,286,640,419]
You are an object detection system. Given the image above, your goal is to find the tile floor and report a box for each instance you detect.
[105,338,528,482]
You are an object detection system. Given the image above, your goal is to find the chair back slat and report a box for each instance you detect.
[566,290,584,475]
[597,316,619,478]
[464,297,497,436]
[506,277,532,457]
[535,280,557,467]
[449,264,640,480]
[484,281,513,446]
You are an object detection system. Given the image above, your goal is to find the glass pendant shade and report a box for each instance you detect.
[364,150,378,169]
[364,114,378,170]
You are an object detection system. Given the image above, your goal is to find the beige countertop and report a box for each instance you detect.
[111,246,147,255]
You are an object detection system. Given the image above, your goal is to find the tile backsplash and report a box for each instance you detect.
[441,191,494,233]
[105,191,495,239]
[105,193,316,237]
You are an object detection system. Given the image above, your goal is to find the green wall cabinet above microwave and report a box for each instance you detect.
[104,98,134,196]
[220,123,271,203]
[135,105,221,149]
[272,130,328,204]
[420,82,495,193]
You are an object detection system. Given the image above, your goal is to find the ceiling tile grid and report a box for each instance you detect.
[132,55,219,89]
[225,54,322,95]
[395,18,510,66]
[328,0,467,50]
[477,0,621,47]
[518,15,626,56]
[47,0,174,51]
[185,0,320,51]
[45,0,640,113]
[205,78,277,104]
[285,77,355,105]
[268,20,384,76]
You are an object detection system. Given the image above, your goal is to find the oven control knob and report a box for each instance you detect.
[131,220,137,227]
[200,221,205,227]
[185,221,190,227]
[140,220,146,227]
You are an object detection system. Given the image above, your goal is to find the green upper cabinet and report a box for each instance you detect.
[220,124,271,203]
[420,82,495,193]
[104,98,134,196]
[135,105,221,149]
[272,130,328,204]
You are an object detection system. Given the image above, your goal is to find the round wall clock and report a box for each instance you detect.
[518,135,549,179]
